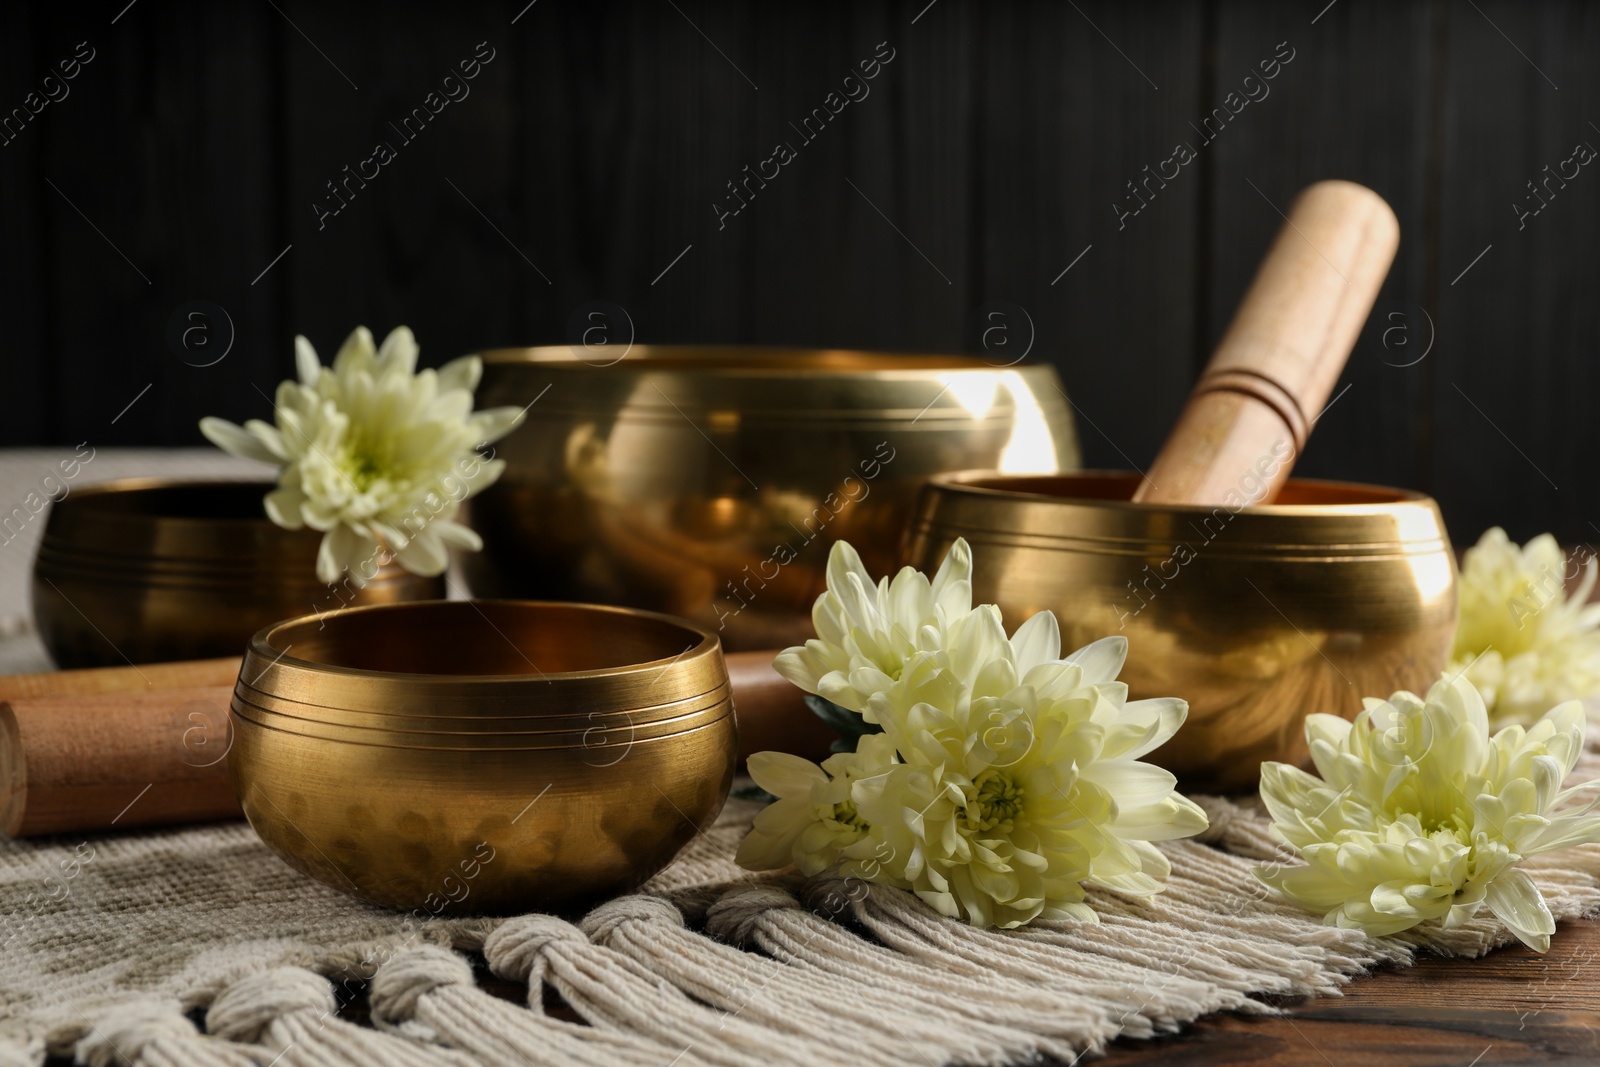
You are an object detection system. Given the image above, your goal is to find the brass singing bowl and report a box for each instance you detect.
[464,346,1079,651]
[903,472,1458,792]
[31,479,441,668]
[229,600,736,915]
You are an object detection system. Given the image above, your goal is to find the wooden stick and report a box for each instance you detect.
[724,649,835,763]
[0,657,241,702]
[0,686,239,837]
[0,650,824,838]
[1133,180,1400,506]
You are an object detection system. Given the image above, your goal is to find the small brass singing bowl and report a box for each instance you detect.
[31,479,441,668]
[465,345,1081,652]
[229,600,736,915]
[903,472,1458,792]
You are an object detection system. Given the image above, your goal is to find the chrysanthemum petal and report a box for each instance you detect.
[263,486,307,529]
[198,417,283,465]
[1061,635,1128,685]
[294,335,322,387]
[1009,610,1061,673]
[747,751,828,797]
[468,405,526,446]
[431,519,483,552]
[929,537,972,616]
[1100,697,1187,759]
[376,325,418,376]
[332,326,375,375]
[315,524,362,585]
[437,354,483,395]
[1484,867,1555,951]
[395,527,450,576]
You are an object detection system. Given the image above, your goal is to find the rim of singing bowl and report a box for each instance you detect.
[475,345,1069,423]
[480,344,1019,374]
[913,471,1449,557]
[37,479,315,560]
[241,599,727,716]
[32,549,426,586]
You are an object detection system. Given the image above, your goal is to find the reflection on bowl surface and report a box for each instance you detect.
[31,478,439,668]
[230,600,736,914]
[464,346,1080,650]
[905,472,1458,792]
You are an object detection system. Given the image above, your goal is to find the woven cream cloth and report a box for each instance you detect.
[2,450,1599,1066]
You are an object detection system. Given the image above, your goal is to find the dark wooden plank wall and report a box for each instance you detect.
[0,0,1595,545]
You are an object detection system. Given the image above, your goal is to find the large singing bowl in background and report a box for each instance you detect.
[465,346,1080,650]
[230,600,736,915]
[903,472,1458,792]
[32,479,441,668]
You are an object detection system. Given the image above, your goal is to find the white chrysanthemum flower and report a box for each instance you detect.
[853,628,1207,928]
[1448,527,1600,727]
[735,734,898,876]
[200,326,524,585]
[745,606,1209,929]
[1256,675,1600,951]
[773,538,978,714]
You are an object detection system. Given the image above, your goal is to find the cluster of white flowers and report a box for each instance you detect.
[1257,675,1600,951]
[1448,527,1600,727]
[737,539,1209,929]
[202,326,524,585]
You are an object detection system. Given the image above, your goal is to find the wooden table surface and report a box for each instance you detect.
[1095,918,1600,1066]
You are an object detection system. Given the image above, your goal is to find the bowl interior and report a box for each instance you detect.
[52,480,276,524]
[946,471,1420,508]
[264,601,708,678]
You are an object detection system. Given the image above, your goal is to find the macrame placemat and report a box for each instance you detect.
[2,451,1599,1066]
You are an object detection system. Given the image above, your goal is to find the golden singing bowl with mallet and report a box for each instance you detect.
[32,479,441,669]
[464,347,1080,652]
[904,181,1457,792]
[228,600,736,915]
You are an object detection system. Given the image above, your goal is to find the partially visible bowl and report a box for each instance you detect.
[464,346,1080,651]
[31,479,441,668]
[903,472,1458,792]
[229,600,736,915]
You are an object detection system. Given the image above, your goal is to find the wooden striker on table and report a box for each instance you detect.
[1134,180,1400,506]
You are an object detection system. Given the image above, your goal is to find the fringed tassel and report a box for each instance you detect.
[368,943,681,1066]
[0,1038,39,1067]
[482,912,824,1067]
[74,998,263,1067]
[583,894,1048,1067]
[705,883,1106,1060]
[796,869,1270,1040]
[205,966,474,1067]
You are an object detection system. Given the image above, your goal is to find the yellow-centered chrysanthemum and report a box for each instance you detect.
[201,326,524,585]
[746,555,1210,929]
[1448,527,1600,727]
[735,734,899,877]
[1256,675,1600,951]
